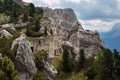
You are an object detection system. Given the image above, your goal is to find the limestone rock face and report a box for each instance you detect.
[11,34,37,80]
[42,7,105,58]
[43,59,57,80]
[62,41,79,59]
[42,7,83,40]
[2,24,16,34]
[69,29,105,58]
[0,53,2,58]
[0,29,13,38]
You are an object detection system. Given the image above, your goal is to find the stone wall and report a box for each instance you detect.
[33,35,63,58]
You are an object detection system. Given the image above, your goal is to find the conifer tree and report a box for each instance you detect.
[113,49,120,80]
[44,26,48,36]
[0,57,18,80]
[94,49,113,80]
[28,3,35,17]
[62,48,72,72]
[34,18,40,32]
[77,49,85,71]
[50,29,53,35]
[23,10,28,22]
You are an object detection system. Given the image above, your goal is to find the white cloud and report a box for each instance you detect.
[66,0,81,4]
[40,0,61,6]
[80,19,120,32]
[23,0,33,3]
[23,0,61,7]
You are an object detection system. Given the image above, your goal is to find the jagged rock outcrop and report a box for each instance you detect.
[0,29,13,38]
[11,34,37,80]
[42,7,83,40]
[2,24,16,34]
[43,59,57,80]
[42,7,105,58]
[0,53,2,58]
[62,41,79,59]
[69,29,105,58]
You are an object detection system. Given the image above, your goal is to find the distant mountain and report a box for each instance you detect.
[100,23,120,51]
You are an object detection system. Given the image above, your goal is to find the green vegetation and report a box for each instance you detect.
[34,50,48,70]
[33,50,47,79]
[53,48,120,80]
[93,49,113,80]
[62,48,73,72]
[34,17,41,32]
[33,70,46,80]
[77,49,86,71]
[0,14,9,25]
[50,29,53,35]
[52,56,62,71]
[0,57,19,80]
[0,32,20,61]
[113,49,120,80]
[44,26,48,36]
[1,0,120,80]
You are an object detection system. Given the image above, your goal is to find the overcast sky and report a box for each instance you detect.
[23,0,120,33]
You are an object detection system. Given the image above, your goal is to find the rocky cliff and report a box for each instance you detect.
[11,34,37,80]
[42,7,105,58]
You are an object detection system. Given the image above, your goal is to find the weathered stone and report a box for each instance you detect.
[2,23,16,34]
[11,34,37,80]
[33,35,63,59]
[42,7,83,40]
[62,41,79,59]
[42,7,105,58]
[69,29,105,58]
[0,29,13,38]
[43,58,57,80]
[0,53,2,58]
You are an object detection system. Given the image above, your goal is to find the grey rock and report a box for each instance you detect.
[43,59,57,80]
[42,7,83,40]
[11,34,37,80]
[0,53,2,58]
[0,29,13,38]
[2,23,16,34]
[42,7,105,58]
[69,29,105,58]
[62,41,79,59]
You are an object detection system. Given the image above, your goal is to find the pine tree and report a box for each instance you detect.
[93,49,113,80]
[113,49,120,80]
[34,18,40,32]
[62,48,72,72]
[28,3,35,17]
[50,29,53,35]
[0,57,18,80]
[44,26,48,36]
[77,49,85,71]
[23,10,28,22]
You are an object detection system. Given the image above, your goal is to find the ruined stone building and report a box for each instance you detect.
[33,35,63,58]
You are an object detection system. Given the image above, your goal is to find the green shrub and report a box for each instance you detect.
[34,50,48,70]
[0,57,19,80]
[33,70,46,80]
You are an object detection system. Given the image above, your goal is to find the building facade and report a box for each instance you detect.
[33,35,63,58]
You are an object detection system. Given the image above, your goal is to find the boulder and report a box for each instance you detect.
[62,41,79,59]
[0,29,13,38]
[43,58,57,80]
[2,23,16,34]
[0,53,2,58]
[11,34,37,80]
